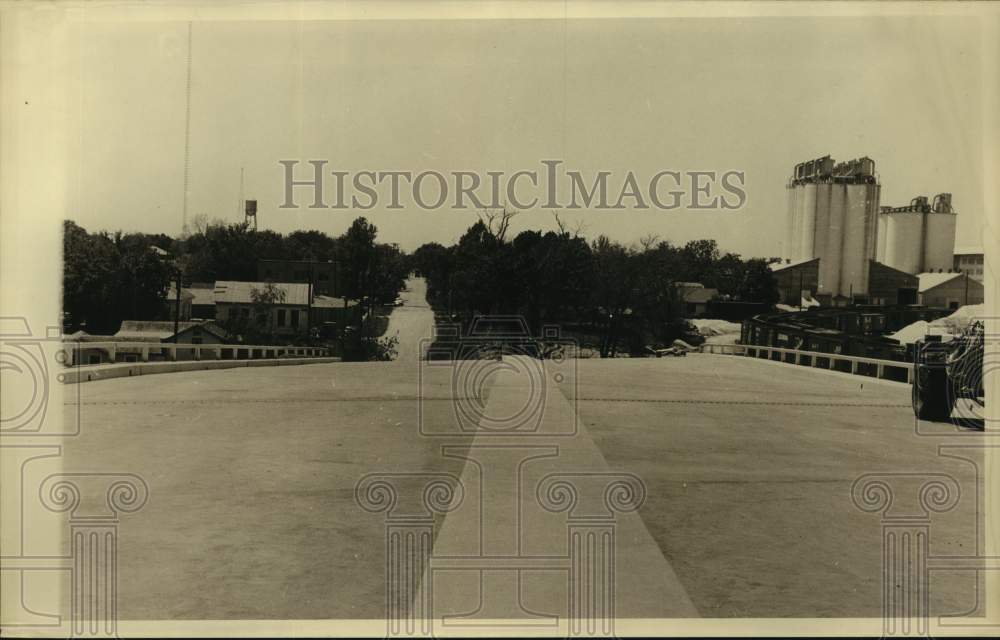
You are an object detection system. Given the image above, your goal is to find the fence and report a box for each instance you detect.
[63,341,330,367]
[700,342,914,384]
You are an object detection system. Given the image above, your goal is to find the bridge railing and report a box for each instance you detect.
[62,341,331,367]
[700,342,913,384]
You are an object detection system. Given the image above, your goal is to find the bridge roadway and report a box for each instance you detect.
[55,281,982,623]
[58,354,983,622]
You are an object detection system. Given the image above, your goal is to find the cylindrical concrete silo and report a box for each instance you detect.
[786,184,801,261]
[818,184,844,296]
[923,211,957,272]
[840,183,878,297]
[876,211,888,265]
[799,183,817,262]
[866,184,881,264]
[881,212,924,274]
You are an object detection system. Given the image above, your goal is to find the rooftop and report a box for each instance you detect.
[770,257,819,272]
[115,320,226,342]
[917,271,964,292]
[186,287,216,306]
[213,281,312,306]
[681,287,718,304]
[312,295,357,309]
[953,247,983,256]
[166,285,195,302]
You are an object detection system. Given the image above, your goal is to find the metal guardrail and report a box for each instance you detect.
[700,342,914,383]
[62,341,330,367]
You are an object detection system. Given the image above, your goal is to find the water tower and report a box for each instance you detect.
[244,199,258,231]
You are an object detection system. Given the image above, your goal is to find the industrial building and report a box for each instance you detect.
[784,155,881,301]
[770,257,917,307]
[953,247,984,283]
[917,271,984,309]
[780,155,965,309]
[875,194,957,274]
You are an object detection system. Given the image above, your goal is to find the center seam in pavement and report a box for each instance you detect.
[415,355,700,627]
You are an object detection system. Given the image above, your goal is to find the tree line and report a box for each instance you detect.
[411,210,779,357]
[62,217,407,338]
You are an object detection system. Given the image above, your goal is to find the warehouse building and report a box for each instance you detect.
[953,247,984,283]
[917,271,984,309]
[771,258,917,307]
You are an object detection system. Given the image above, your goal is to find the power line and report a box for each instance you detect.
[181,21,193,234]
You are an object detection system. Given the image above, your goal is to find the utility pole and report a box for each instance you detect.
[448,271,454,318]
[307,260,314,340]
[799,270,804,311]
[965,270,969,306]
[172,268,182,343]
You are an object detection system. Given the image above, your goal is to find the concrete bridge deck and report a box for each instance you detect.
[56,350,984,621]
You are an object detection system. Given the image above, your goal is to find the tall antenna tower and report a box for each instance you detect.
[181,21,193,234]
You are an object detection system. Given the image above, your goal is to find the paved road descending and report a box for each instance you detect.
[382,277,435,362]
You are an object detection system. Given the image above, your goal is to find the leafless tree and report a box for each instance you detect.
[639,233,661,251]
[551,210,588,238]
[479,206,519,243]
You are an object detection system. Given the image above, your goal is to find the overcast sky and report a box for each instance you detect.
[66,16,984,256]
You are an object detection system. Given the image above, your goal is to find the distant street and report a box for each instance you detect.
[382,277,436,362]
[58,278,982,621]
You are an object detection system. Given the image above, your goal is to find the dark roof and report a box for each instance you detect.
[115,320,227,342]
[174,321,228,340]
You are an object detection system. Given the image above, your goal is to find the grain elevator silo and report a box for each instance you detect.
[785,156,880,302]
[875,193,957,274]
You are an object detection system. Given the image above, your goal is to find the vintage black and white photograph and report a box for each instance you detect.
[1,1,997,637]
